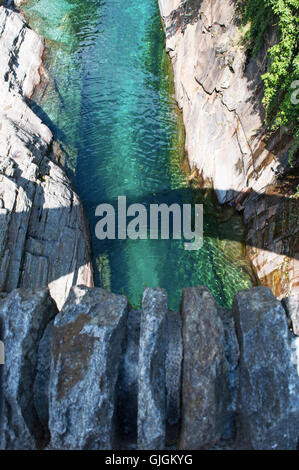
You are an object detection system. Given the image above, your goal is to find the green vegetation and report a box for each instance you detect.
[290,184,299,198]
[239,0,299,160]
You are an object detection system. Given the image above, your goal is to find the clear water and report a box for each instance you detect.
[23,0,254,309]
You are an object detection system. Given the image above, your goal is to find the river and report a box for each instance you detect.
[23,0,254,309]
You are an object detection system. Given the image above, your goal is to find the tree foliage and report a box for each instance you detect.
[239,0,299,158]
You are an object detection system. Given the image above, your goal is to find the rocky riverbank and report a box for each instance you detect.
[158,0,298,299]
[0,0,298,451]
[0,5,94,309]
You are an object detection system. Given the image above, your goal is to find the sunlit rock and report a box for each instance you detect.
[233,286,299,450]
[137,288,168,450]
[179,286,231,449]
[0,7,94,310]
[49,286,128,450]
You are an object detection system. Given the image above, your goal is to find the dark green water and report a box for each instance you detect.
[23,0,254,309]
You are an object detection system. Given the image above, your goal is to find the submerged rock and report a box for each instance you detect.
[137,288,168,450]
[0,288,57,450]
[179,286,231,449]
[233,286,299,450]
[49,286,128,450]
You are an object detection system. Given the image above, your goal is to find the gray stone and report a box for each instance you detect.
[179,286,231,450]
[117,306,182,449]
[233,286,299,450]
[33,320,54,441]
[218,307,240,438]
[0,288,58,450]
[49,286,128,450]
[165,309,182,445]
[282,295,299,336]
[137,288,168,450]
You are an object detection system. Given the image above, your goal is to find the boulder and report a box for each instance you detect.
[0,288,57,450]
[233,286,299,449]
[49,286,128,450]
[179,286,231,449]
[137,288,168,450]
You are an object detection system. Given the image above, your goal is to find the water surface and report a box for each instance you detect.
[23,0,254,309]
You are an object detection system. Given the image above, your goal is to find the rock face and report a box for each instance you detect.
[179,287,231,449]
[218,306,240,438]
[0,285,298,450]
[34,320,54,440]
[137,288,168,450]
[49,286,128,450]
[158,0,298,299]
[233,287,299,450]
[0,6,93,309]
[0,288,58,450]
[117,296,182,449]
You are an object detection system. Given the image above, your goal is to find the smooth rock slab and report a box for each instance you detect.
[0,288,57,450]
[233,286,299,450]
[49,286,128,450]
[179,286,231,450]
[137,288,168,450]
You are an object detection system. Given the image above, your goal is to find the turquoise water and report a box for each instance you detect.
[23,0,254,309]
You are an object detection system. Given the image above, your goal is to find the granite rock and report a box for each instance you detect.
[49,286,128,450]
[0,7,94,309]
[0,288,58,450]
[33,320,54,441]
[158,0,298,299]
[233,286,299,450]
[179,286,231,449]
[137,288,168,450]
